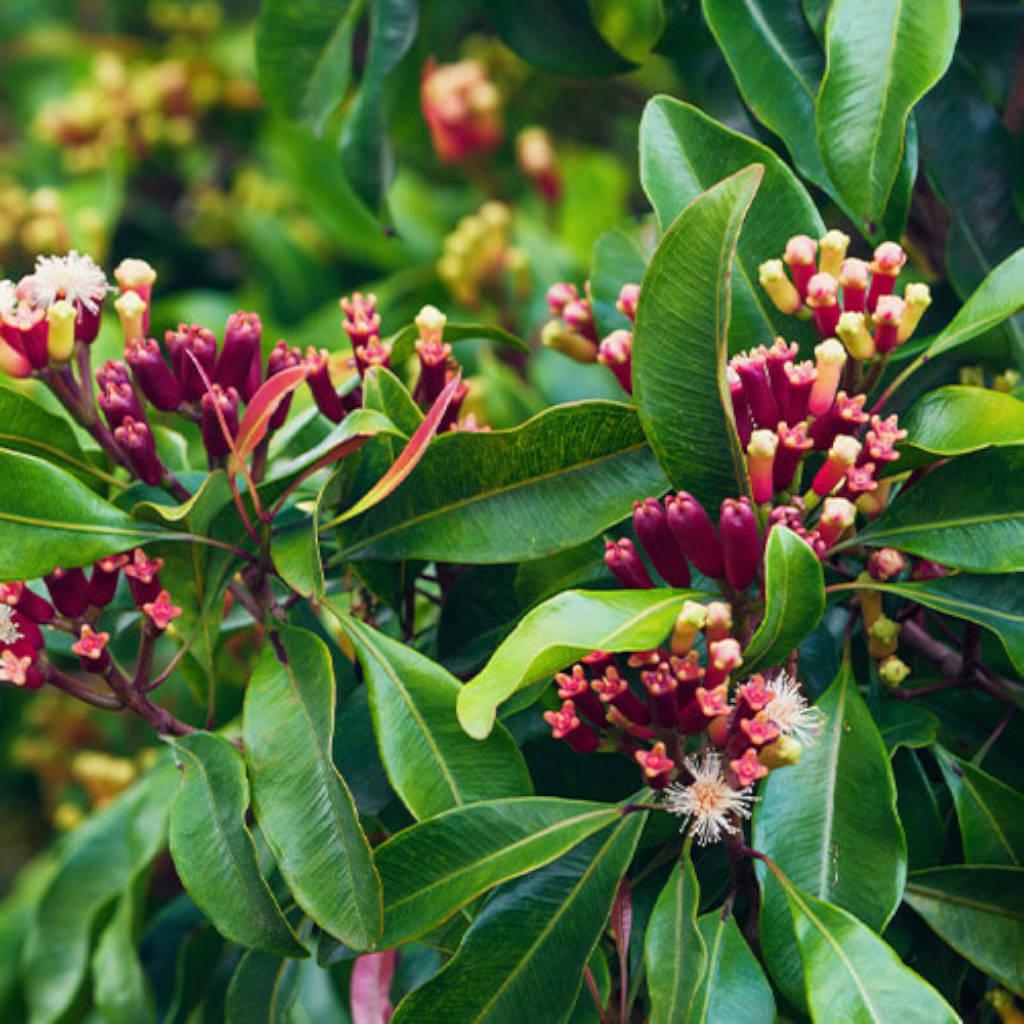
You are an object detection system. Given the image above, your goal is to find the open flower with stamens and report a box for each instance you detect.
[664,753,754,845]
[764,674,825,744]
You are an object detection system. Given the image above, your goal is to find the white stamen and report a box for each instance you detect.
[0,605,23,646]
[31,251,110,313]
[664,753,755,846]
[0,280,16,318]
[764,673,825,745]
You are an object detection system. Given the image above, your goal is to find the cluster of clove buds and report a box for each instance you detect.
[420,58,502,165]
[543,599,822,843]
[541,280,638,393]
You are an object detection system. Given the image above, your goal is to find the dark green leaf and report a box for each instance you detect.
[840,573,1024,674]
[869,699,940,754]
[243,626,382,949]
[934,746,1024,866]
[256,0,363,132]
[639,97,824,349]
[361,366,423,436]
[754,662,906,1010]
[168,733,308,957]
[742,526,824,674]
[328,609,531,819]
[816,0,959,230]
[846,448,1024,573]
[339,402,668,564]
[22,762,176,1024]
[772,869,959,1022]
[226,943,306,1024]
[590,225,651,338]
[458,588,700,739]
[690,911,775,1023]
[391,814,646,1022]
[271,516,325,599]
[0,449,163,581]
[376,798,624,948]
[893,748,947,870]
[904,866,1024,995]
[91,870,153,1024]
[338,0,417,209]
[487,0,635,76]
[645,844,706,1024]
[633,164,761,505]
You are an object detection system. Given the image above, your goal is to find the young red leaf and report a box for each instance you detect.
[230,363,309,474]
[323,370,462,529]
[350,950,398,1024]
[611,877,633,1024]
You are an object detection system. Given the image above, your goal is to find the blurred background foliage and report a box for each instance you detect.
[0,0,1021,892]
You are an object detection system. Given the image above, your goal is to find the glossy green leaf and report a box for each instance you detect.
[703,0,829,188]
[458,588,700,739]
[0,449,163,581]
[375,798,624,948]
[771,869,959,1022]
[645,844,706,1024]
[23,762,176,1024]
[487,0,635,76]
[934,746,1024,866]
[338,0,417,210]
[168,733,308,957]
[389,322,529,366]
[256,0,363,132]
[0,384,114,487]
[869,698,940,754]
[339,402,668,564]
[271,514,325,599]
[226,944,306,1024]
[391,814,646,1022]
[839,574,1024,674]
[816,0,959,230]
[638,97,824,349]
[923,248,1024,362]
[802,0,828,37]
[893,749,947,871]
[690,911,775,1023]
[91,870,153,1024]
[243,626,382,949]
[847,448,1024,573]
[361,366,423,436]
[904,866,1024,995]
[590,224,651,338]
[742,526,824,674]
[328,609,531,819]
[633,164,760,505]
[754,662,906,1010]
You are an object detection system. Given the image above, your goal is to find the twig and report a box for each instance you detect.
[45,662,123,710]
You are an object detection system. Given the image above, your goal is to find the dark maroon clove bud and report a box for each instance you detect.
[200,384,240,459]
[266,341,303,430]
[167,324,217,400]
[215,311,262,392]
[604,539,654,589]
[114,416,164,485]
[632,498,691,587]
[732,351,780,430]
[98,380,145,431]
[414,338,451,406]
[664,492,725,579]
[304,347,346,422]
[728,368,753,448]
[44,567,91,618]
[719,498,760,590]
[96,359,132,391]
[0,582,55,625]
[124,549,164,606]
[88,554,129,607]
[125,337,183,411]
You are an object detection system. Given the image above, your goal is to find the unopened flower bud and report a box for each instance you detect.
[597,330,632,393]
[115,290,147,344]
[782,360,816,424]
[839,258,869,312]
[867,242,906,312]
[879,656,911,690]
[99,380,145,431]
[706,638,743,688]
[0,334,32,378]
[806,272,840,339]
[124,548,164,605]
[72,624,110,672]
[704,602,733,645]
[808,339,846,416]
[546,282,578,317]
[817,497,856,547]
[633,498,690,587]
[634,741,675,788]
[873,295,905,354]
[604,539,654,590]
[899,283,931,343]
[836,311,876,361]
[719,498,760,590]
[125,337,182,411]
[783,235,817,299]
[541,319,598,363]
[671,600,708,656]
[818,229,850,278]
[200,384,239,459]
[216,311,261,391]
[811,434,861,496]
[616,283,640,323]
[563,298,597,342]
[44,567,90,618]
[46,300,76,362]
[765,337,799,413]
[415,304,447,347]
[868,614,900,659]
[115,416,163,485]
[728,367,753,448]
[758,734,803,769]
[774,421,813,491]
[759,259,802,315]
[665,492,725,579]
[747,429,779,504]
[89,554,128,607]
[143,589,182,632]
[730,747,768,787]
[868,548,907,581]
[114,258,156,334]
[516,127,561,203]
[2,305,48,369]
[731,350,780,430]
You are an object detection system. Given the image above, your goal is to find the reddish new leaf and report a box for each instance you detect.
[323,371,462,529]
[611,877,633,1024]
[230,364,309,474]
[351,950,398,1024]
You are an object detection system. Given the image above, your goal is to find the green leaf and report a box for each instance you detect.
[361,366,423,436]
[487,0,635,76]
[904,866,1024,996]
[742,526,824,674]
[243,626,382,949]
[638,97,824,350]
[754,662,906,1010]
[846,447,1024,573]
[868,698,940,754]
[168,733,308,958]
[771,869,959,1022]
[338,0,417,210]
[338,401,668,564]
[590,225,651,338]
[328,609,531,819]
[690,911,775,1023]
[900,386,1024,466]
[934,746,1024,866]
[226,944,306,1024]
[0,383,115,487]
[0,449,162,581]
[91,870,153,1024]
[271,515,325,600]
[391,814,646,1022]
[375,798,624,948]
[893,748,947,870]
[389,321,529,366]
[923,248,1024,362]
[816,0,959,230]
[633,164,761,505]
[702,0,830,188]
[645,844,706,1024]
[839,574,1024,674]
[22,762,176,1024]
[256,0,364,132]
[457,588,700,739]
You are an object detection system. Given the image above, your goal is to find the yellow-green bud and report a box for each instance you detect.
[541,319,598,363]
[46,300,77,363]
[759,735,803,769]
[868,614,901,659]
[879,656,911,690]
[670,600,708,656]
